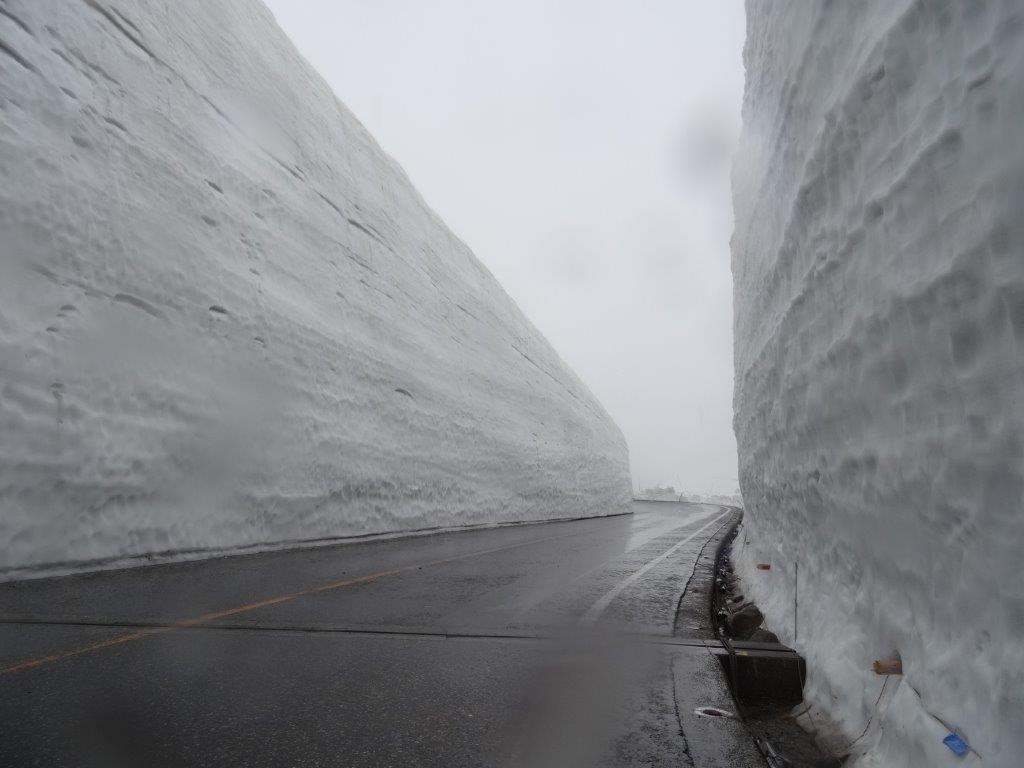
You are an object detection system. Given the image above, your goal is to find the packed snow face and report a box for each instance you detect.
[732,2,1024,766]
[0,0,631,578]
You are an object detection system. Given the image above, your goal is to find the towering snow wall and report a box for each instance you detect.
[0,0,631,578]
[732,2,1024,766]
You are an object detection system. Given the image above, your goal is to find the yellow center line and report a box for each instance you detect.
[0,530,575,677]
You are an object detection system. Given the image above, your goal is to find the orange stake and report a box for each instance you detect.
[873,659,903,675]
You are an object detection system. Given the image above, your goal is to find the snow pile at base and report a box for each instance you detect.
[0,0,630,578]
[732,2,1024,766]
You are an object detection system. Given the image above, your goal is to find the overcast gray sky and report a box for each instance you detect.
[263,1,746,495]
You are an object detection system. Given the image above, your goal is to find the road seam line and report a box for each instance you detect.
[0,617,769,653]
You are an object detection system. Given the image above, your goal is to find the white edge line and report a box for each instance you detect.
[581,510,730,624]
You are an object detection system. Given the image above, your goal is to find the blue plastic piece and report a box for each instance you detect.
[943,733,969,756]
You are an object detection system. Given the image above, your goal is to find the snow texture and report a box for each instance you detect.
[732,2,1024,766]
[0,0,630,579]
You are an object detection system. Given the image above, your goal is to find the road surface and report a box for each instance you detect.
[0,502,762,767]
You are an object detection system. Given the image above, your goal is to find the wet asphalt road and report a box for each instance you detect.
[0,502,757,767]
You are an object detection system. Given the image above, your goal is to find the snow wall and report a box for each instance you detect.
[732,3,1023,766]
[0,0,631,579]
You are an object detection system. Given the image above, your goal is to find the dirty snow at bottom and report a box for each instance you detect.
[0,0,631,578]
[732,2,1024,767]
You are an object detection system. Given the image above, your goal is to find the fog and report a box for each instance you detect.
[263,1,746,495]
